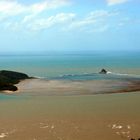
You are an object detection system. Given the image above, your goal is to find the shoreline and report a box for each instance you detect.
[10,78,140,96]
[0,70,140,96]
[0,90,140,140]
[0,70,30,92]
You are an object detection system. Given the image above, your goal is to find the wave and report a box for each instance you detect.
[34,76,46,79]
[59,74,77,77]
[108,72,140,78]
[34,71,140,81]
[58,72,140,81]
[59,72,140,78]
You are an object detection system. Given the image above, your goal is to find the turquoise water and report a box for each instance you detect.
[0,94,24,100]
[0,51,140,78]
[52,73,140,81]
[0,51,140,98]
[0,51,140,140]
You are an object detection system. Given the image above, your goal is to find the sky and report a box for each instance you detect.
[0,0,140,53]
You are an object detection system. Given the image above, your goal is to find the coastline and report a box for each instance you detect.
[13,78,140,96]
[1,69,140,139]
[0,71,140,140]
[0,70,30,92]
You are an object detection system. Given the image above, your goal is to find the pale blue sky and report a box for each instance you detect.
[0,0,139,53]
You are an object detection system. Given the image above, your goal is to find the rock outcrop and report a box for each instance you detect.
[99,69,108,74]
[0,70,30,91]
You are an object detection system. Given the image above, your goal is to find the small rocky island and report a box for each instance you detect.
[99,69,108,74]
[0,70,30,91]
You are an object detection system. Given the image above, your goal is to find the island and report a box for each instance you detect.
[0,70,30,91]
[99,69,108,74]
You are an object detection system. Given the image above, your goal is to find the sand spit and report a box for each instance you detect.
[15,78,140,96]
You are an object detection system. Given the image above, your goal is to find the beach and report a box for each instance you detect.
[0,52,140,140]
[0,0,140,139]
[0,77,140,140]
[14,77,140,96]
[0,91,140,140]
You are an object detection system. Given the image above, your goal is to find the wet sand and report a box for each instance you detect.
[0,92,140,140]
[0,79,140,140]
[15,78,140,95]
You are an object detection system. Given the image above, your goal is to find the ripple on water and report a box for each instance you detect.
[108,123,132,139]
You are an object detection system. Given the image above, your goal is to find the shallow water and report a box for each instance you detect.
[0,92,140,140]
[0,51,140,140]
[13,70,140,96]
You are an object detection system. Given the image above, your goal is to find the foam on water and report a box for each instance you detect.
[50,71,140,81]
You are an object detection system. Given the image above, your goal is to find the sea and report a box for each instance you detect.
[0,51,140,77]
[0,51,140,96]
[0,51,140,140]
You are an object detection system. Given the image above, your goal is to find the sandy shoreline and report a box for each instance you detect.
[1,79,140,140]
[10,78,140,96]
[0,91,140,140]
[1,71,139,140]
